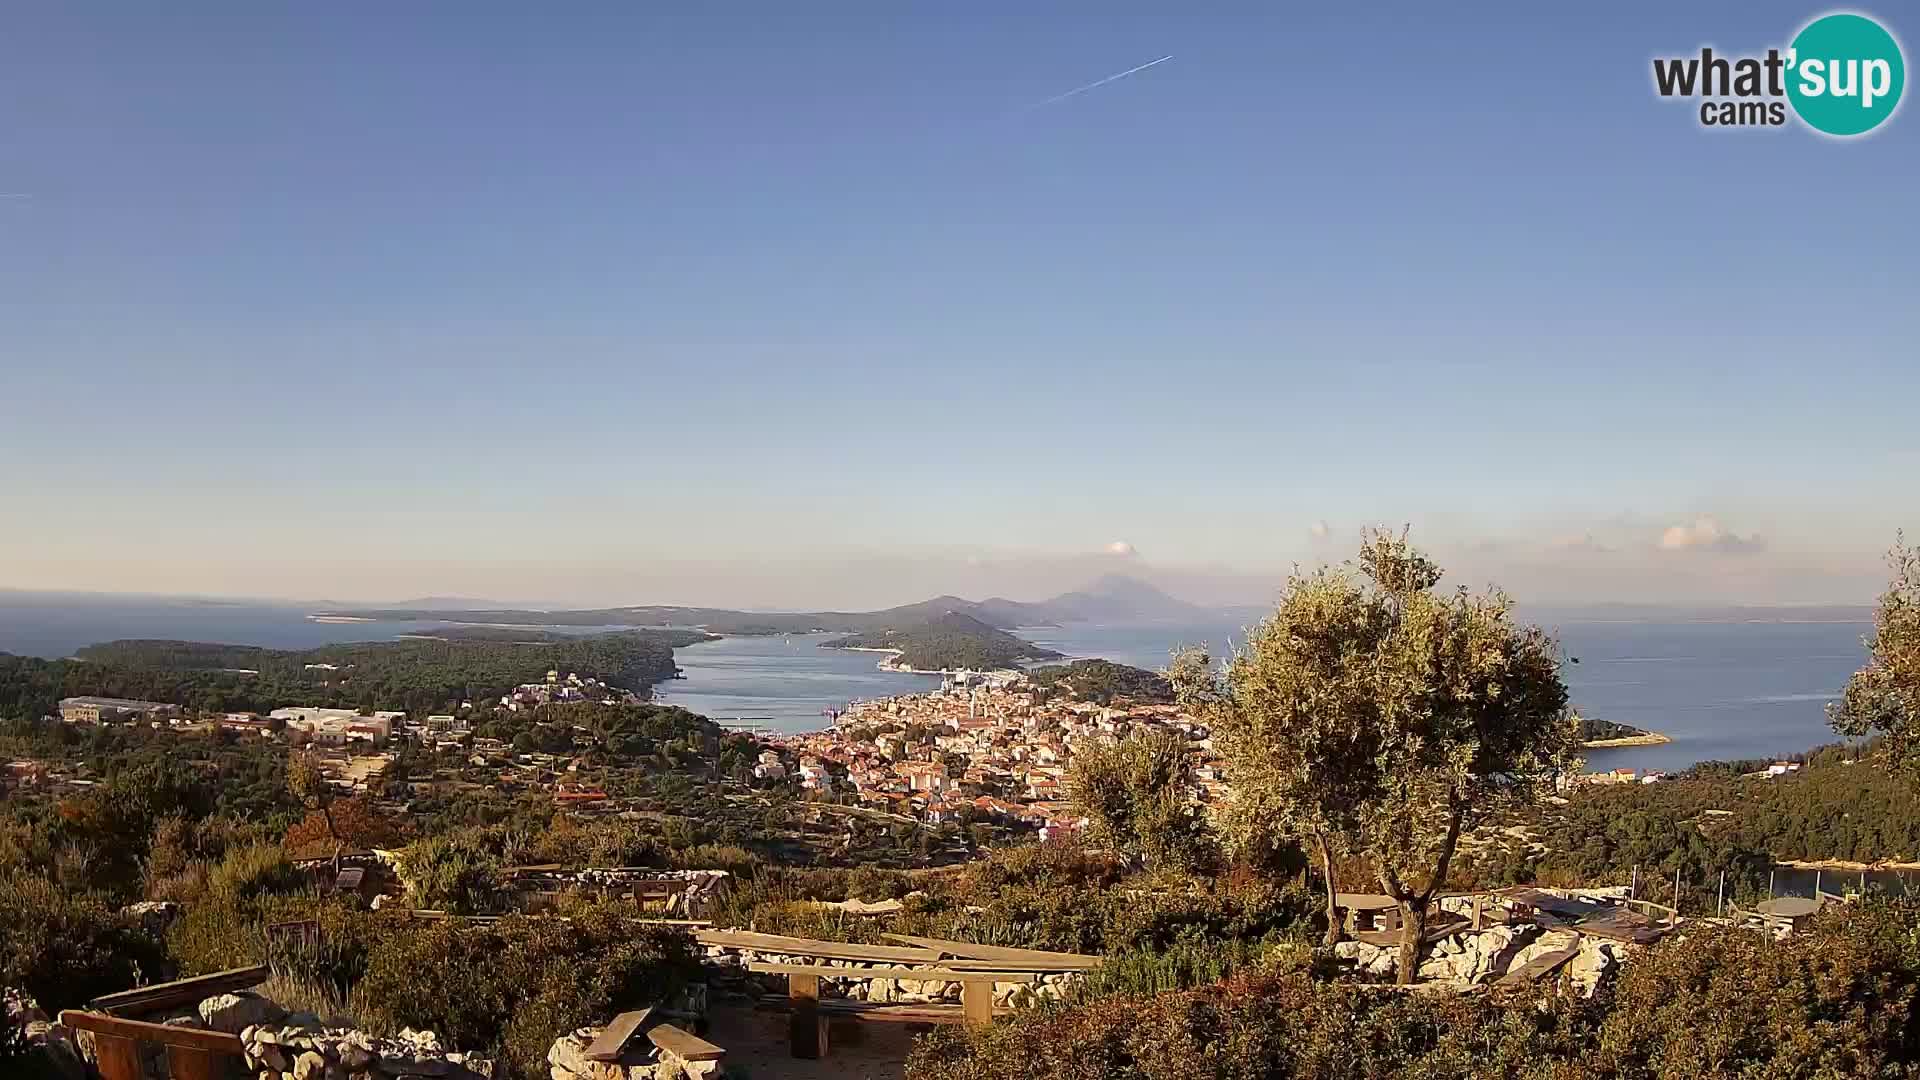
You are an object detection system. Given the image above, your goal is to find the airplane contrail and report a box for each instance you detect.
[1026,55,1173,109]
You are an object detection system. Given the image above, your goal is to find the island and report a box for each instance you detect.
[1025,658,1173,704]
[309,572,1216,634]
[1577,716,1673,748]
[0,628,714,718]
[818,612,1063,672]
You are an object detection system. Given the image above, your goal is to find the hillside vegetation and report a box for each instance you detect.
[0,629,708,719]
[822,612,1063,670]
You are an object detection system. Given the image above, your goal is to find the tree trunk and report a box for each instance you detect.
[1396,898,1428,985]
[322,803,343,878]
[1316,833,1344,945]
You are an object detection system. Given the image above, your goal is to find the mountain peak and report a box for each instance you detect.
[1042,574,1202,622]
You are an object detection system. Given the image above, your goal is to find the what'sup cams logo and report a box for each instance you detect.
[1653,11,1905,136]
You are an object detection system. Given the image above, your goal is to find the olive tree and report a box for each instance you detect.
[287,752,345,877]
[1831,536,1920,777]
[1069,729,1215,873]
[1207,530,1578,982]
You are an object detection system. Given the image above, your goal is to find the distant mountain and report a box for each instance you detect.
[1034,573,1207,623]
[317,574,1212,635]
[384,596,523,611]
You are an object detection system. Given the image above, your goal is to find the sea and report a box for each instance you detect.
[0,592,1874,773]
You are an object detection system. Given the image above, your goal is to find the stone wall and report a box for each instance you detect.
[24,982,492,1080]
[239,1022,494,1080]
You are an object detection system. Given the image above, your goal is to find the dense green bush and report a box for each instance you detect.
[396,834,502,913]
[0,872,165,1011]
[909,901,1920,1080]
[349,907,699,1078]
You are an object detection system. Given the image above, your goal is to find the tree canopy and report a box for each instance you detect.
[1832,536,1920,778]
[1069,730,1215,872]
[1202,530,1578,981]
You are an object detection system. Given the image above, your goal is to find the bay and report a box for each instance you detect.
[652,634,939,732]
[1020,617,1874,773]
[0,592,1876,771]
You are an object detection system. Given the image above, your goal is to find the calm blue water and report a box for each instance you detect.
[1021,617,1873,774]
[653,634,939,731]
[0,592,447,656]
[0,593,1873,770]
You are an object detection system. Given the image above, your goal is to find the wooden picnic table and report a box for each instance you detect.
[712,931,1076,1060]
[1755,896,1822,919]
[878,934,1103,969]
[694,929,941,964]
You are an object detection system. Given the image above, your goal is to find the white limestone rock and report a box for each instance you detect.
[198,990,286,1033]
[1332,938,1397,977]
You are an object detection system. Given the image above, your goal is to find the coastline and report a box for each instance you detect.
[1775,857,1920,872]
[836,646,1009,678]
[1582,732,1674,749]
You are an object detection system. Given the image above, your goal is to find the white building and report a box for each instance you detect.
[271,707,400,747]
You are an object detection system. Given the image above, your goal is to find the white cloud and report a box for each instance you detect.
[1105,540,1137,557]
[1309,520,1330,540]
[1658,516,1764,554]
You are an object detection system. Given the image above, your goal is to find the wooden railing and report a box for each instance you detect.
[58,1010,247,1080]
[60,965,269,1080]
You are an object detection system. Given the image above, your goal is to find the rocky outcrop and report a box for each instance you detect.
[240,1021,493,1080]
[197,990,285,1033]
[1417,924,1533,983]
[5,989,84,1080]
[1565,935,1622,996]
[120,900,184,938]
[1333,924,1637,994]
[1332,938,1399,978]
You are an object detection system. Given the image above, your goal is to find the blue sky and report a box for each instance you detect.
[3,3,1915,608]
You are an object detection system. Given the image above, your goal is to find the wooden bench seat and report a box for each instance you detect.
[755,994,985,1024]
[745,962,1033,982]
[646,1022,726,1063]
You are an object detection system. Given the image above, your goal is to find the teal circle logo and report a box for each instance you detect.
[1787,13,1905,136]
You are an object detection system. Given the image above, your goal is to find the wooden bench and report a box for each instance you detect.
[583,1007,727,1071]
[1495,943,1581,987]
[646,1022,726,1064]
[60,1011,247,1080]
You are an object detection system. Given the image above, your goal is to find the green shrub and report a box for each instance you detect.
[664,843,760,877]
[910,901,1920,1080]
[0,872,164,1010]
[397,835,501,913]
[349,905,699,1078]
[209,842,305,899]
